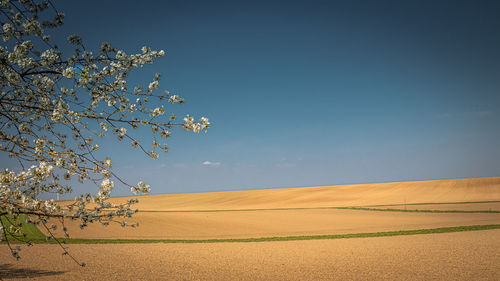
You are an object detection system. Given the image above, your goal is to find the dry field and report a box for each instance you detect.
[43,177,500,239]
[1,230,499,280]
[40,209,500,240]
[108,176,500,210]
[2,177,500,280]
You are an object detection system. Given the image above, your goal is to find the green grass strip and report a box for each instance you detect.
[0,214,46,241]
[364,200,500,208]
[336,207,500,213]
[8,224,499,244]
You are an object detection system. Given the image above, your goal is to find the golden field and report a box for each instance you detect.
[2,177,500,280]
[2,230,499,280]
[42,177,500,239]
[108,176,500,210]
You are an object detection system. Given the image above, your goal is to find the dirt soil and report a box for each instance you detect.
[1,229,499,280]
[43,177,500,239]
[100,177,500,211]
[41,209,500,239]
[3,177,500,280]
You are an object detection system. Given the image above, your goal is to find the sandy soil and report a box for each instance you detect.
[101,177,500,211]
[370,202,500,211]
[3,177,499,280]
[2,229,499,280]
[43,177,500,239]
[40,209,500,239]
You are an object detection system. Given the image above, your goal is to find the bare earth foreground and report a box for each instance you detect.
[2,177,500,280]
[1,230,499,280]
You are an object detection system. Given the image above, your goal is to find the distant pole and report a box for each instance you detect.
[57,193,60,201]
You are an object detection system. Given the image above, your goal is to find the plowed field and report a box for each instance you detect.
[1,230,499,280]
[2,177,500,280]
[44,177,500,240]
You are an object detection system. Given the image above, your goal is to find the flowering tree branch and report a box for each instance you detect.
[0,0,210,265]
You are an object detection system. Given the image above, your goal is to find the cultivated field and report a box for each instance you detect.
[1,230,499,280]
[39,209,500,240]
[109,176,500,210]
[42,177,500,240]
[2,177,500,280]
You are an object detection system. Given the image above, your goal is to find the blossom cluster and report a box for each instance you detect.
[0,0,209,262]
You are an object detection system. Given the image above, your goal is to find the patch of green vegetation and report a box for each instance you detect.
[0,214,46,242]
[33,224,500,244]
[336,207,500,213]
[364,200,500,208]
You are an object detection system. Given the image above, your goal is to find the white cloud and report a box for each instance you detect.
[276,162,296,168]
[202,161,221,167]
[275,157,300,168]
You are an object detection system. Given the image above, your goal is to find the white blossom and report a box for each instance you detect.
[62,67,74,79]
[40,49,59,66]
[150,106,164,117]
[169,95,183,104]
[2,23,14,41]
[22,19,43,35]
[131,181,150,194]
[148,80,159,90]
[0,0,209,263]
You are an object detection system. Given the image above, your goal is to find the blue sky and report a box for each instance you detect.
[9,0,500,196]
